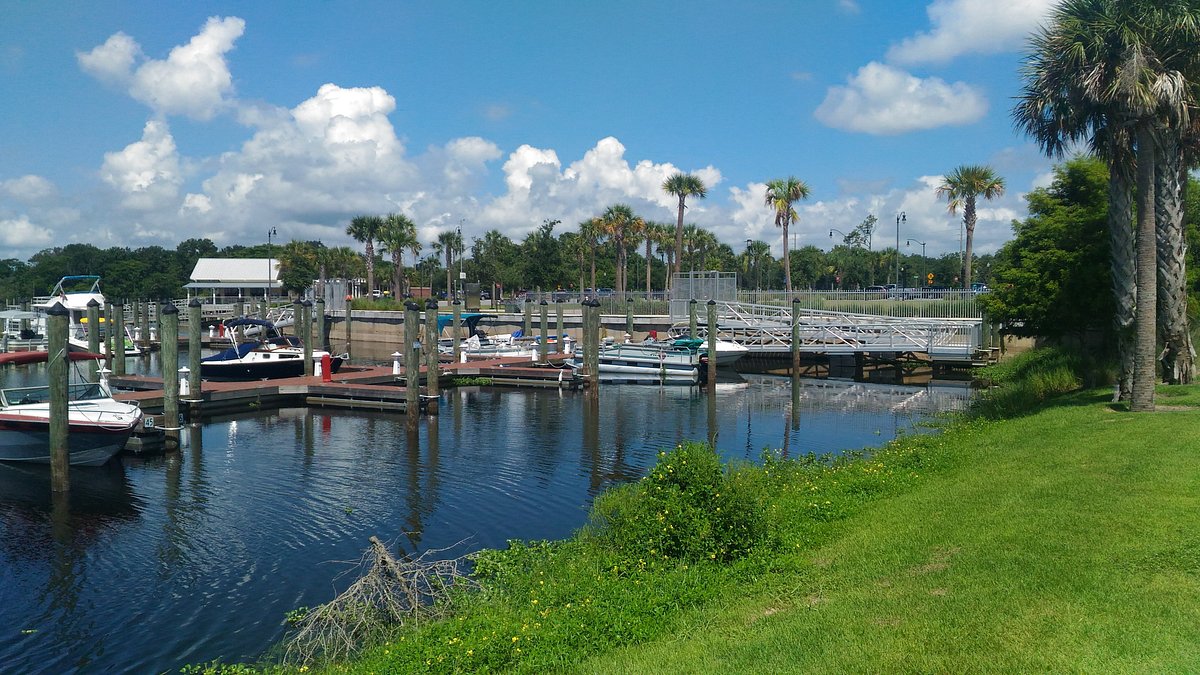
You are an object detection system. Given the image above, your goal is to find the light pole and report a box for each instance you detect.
[266,226,277,304]
[457,219,465,302]
[894,212,905,287]
[906,239,927,289]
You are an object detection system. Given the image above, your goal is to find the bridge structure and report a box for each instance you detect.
[667,271,987,363]
[699,300,983,362]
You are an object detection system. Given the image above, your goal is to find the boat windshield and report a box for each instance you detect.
[0,382,108,406]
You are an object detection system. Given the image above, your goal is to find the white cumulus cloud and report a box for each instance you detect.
[0,175,56,202]
[100,119,182,211]
[79,16,244,120]
[814,61,986,135]
[0,216,53,248]
[887,0,1057,65]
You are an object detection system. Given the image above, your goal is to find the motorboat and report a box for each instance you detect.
[569,342,701,384]
[661,325,748,368]
[0,376,143,466]
[33,276,141,356]
[201,317,344,381]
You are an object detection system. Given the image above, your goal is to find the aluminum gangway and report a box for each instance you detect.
[700,300,983,361]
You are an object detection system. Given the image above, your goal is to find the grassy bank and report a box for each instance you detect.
[195,350,1200,673]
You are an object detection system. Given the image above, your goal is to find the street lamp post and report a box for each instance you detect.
[895,212,905,287]
[457,219,465,302]
[906,239,927,289]
[266,226,277,304]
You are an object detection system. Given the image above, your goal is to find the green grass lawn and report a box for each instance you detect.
[220,375,1199,675]
[575,388,1200,673]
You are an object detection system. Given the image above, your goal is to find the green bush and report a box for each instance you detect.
[972,346,1103,418]
[584,443,775,563]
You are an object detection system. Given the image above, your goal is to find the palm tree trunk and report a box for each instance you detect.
[1154,134,1194,384]
[1131,125,1158,412]
[673,196,685,281]
[365,241,376,296]
[1108,155,1137,401]
[963,197,977,290]
[782,222,792,293]
[645,240,652,295]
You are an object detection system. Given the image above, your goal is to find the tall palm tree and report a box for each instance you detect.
[642,221,668,294]
[377,213,419,298]
[579,218,602,294]
[662,173,708,289]
[346,214,384,296]
[935,165,1006,290]
[764,177,811,293]
[1014,0,1200,408]
[432,229,464,300]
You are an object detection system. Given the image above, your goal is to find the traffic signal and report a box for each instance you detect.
[927,272,934,285]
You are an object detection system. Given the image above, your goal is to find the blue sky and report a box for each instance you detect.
[0,0,1061,265]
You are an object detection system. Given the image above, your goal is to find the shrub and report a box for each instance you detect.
[972,346,1102,418]
[584,443,775,563]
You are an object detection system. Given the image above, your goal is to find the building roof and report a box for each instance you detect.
[187,258,281,289]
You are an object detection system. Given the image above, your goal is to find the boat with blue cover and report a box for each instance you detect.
[201,317,344,381]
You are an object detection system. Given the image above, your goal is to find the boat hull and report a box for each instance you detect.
[200,353,344,381]
[0,417,137,466]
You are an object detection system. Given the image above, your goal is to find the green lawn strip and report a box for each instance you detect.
[575,392,1200,673]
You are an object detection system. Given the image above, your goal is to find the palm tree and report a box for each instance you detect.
[662,173,708,289]
[1014,0,1200,407]
[642,221,669,294]
[346,215,384,296]
[432,229,464,300]
[595,204,643,296]
[764,177,811,293]
[579,218,602,294]
[377,213,419,298]
[935,165,1005,290]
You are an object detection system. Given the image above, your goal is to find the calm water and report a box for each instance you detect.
[0,371,971,673]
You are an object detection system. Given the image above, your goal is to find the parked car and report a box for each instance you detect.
[971,282,990,294]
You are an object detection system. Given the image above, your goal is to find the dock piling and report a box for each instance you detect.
[424,299,440,404]
[187,298,202,408]
[302,300,313,376]
[791,297,801,377]
[626,296,634,339]
[404,301,420,416]
[555,301,564,352]
[160,302,180,443]
[315,297,327,351]
[539,300,549,361]
[47,303,69,493]
[706,300,717,385]
[112,300,126,376]
[87,299,101,381]
[452,300,461,363]
[689,299,698,339]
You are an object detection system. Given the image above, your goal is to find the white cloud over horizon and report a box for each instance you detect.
[887,0,1056,65]
[814,62,987,135]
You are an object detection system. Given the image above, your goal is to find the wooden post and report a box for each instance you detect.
[47,303,69,492]
[791,297,801,377]
[584,298,600,389]
[302,300,314,376]
[86,299,101,382]
[112,300,126,376]
[234,297,245,319]
[344,295,354,362]
[523,297,533,337]
[424,299,440,402]
[555,300,564,353]
[689,298,698,339]
[452,299,462,362]
[625,296,634,339]
[140,299,151,351]
[104,301,115,364]
[160,302,180,443]
[539,299,549,361]
[706,299,718,385]
[315,297,327,351]
[187,298,202,402]
[404,300,420,416]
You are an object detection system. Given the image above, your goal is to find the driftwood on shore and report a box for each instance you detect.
[283,536,476,666]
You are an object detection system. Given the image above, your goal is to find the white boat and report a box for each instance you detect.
[0,378,143,466]
[201,317,344,381]
[662,326,748,367]
[33,276,141,356]
[569,342,700,384]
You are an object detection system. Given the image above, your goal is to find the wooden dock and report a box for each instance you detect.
[109,353,580,419]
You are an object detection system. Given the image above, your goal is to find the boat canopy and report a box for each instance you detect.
[436,313,483,334]
[222,317,277,330]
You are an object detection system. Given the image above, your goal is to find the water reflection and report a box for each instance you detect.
[0,375,970,674]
